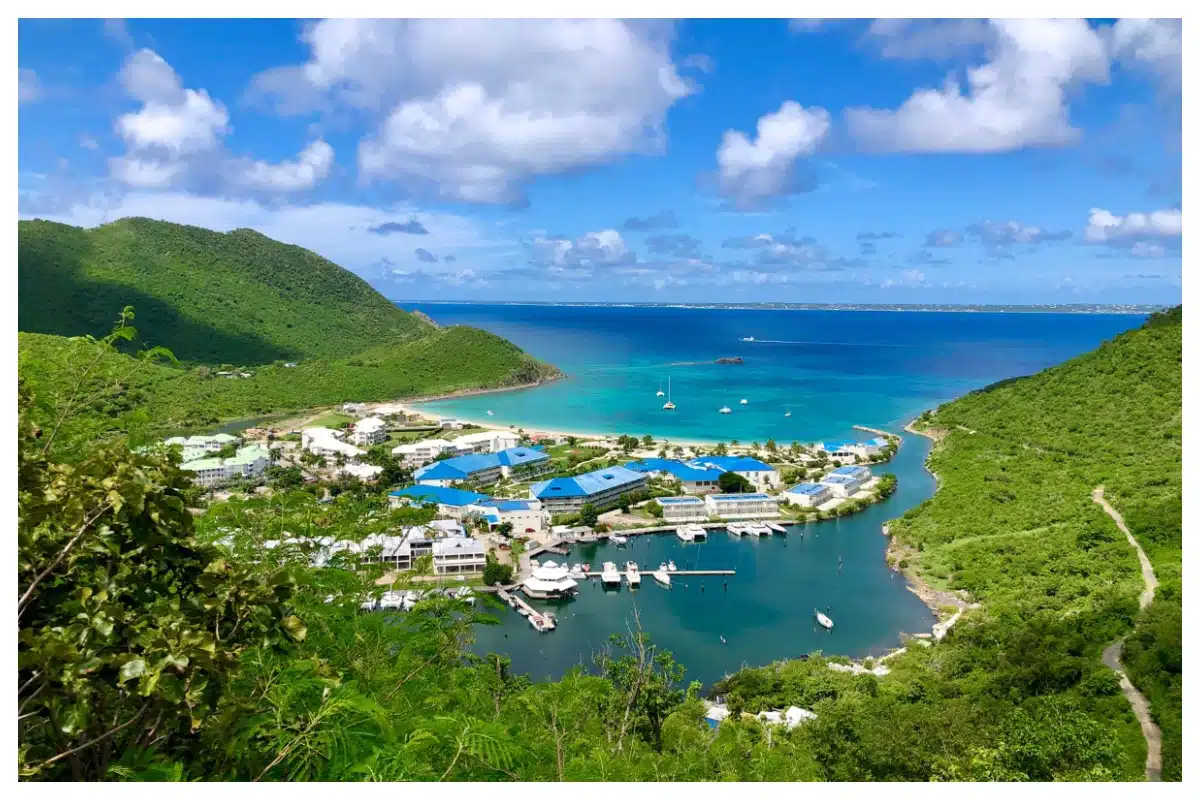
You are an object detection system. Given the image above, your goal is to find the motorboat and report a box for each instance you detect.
[610,534,629,546]
[601,561,622,587]
[625,561,641,587]
[766,522,788,534]
[653,570,671,588]
[688,524,708,541]
[814,609,834,630]
[568,563,587,579]
[741,336,755,342]
[719,406,732,414]
[530,611,557,632]
[662,377,675,411]
[667,560,677,572]
[676,526,695,543]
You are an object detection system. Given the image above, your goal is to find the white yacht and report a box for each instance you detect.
[624,561,641,587]
[747,522,772,536]
[653,570,671,588]
[610,534,628,546]
[601,561,622,587]
[662,377,675,411]
[814,609,834,630]
[688,524,708,541]
[523,560,580,600]
[676,526,695,543]
[719,405,732,414]
[741,336,755,342]
[727,523,746,536]
[766,522,788,534]
[667,560,678,572]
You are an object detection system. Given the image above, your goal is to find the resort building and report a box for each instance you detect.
[163,433,241,462]
[472,499,548,535]
[494,447,553,479]
[451,430,521,453]
[392,438,471,468]
[181,444,272,488]
[432,536,487,575]
[821,465,872,497]
[301,427,364,459]
[530,465,648,515]
[781,482,833,508]
[388,485,490,520]
[819,439,887,460]
[438,417,465,430]
[657,495,709,523]
[337,463,384,482]
[348,416,387,446]
[522,560,579,599]
[703,493,780,519]
[685,456,779,490]
[413,447,550,487]
[623,458,725,494]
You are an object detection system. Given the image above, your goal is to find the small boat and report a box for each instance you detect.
[487,410,494,416]
[739,398,748,405]
[625,561,641,587]
[663,377,675,411]
[766,522,788,534]
[517,606,531,616]
[676,526,695,543]
[720,635,727,644]
[688,524,708,541]
[719,406,732,414]
[653,570,671,587]
[785,410,792,417]
[727,523,746,536]
[656,380,665,398]
[667,560,677,572]
[601,561,621,586]
[741,336,755,342]
[814,609,834,629]
[610,534,628,546]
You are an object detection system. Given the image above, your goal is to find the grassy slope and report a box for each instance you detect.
[897,307,1182,779]
[716,308,1180,780]
[18,217,432,364]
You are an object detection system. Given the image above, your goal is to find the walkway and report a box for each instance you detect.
[1091,486,1162,782]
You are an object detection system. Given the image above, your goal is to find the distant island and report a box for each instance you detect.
[411,301,1167,315]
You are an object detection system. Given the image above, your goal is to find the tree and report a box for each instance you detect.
[714,442,729,456]
[483,555,514,586]
[646,500,664,518]
[566,435,578,447]
[765,439,777,453]
[718,472,752,493]
[266,465,304,489]
[641,434,654,447]
[617,435,638,454]
[618,494,631,513]
[215,442,238,459]
[579,503,599,526]
[496,521,514,538]
[595,621,686,753]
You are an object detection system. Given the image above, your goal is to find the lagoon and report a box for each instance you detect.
[403,304,1146,684]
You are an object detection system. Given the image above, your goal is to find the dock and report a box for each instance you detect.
[584,567,735,577]
[853,424,899,439]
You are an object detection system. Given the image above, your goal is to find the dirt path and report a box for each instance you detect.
[1092,486,1162,781]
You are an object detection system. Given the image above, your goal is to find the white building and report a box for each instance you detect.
[438,417,465,430]
[685,456,779,491]
[301,427,364,459]
[452,430,521,454]
[163,433,241,462]
[530,466,648,515]
[181,444,272,488]
[338,463,385,481]
[703,493,780,519]
[657,496,709,522]
[348,416,387,446]
[472,499,548,535]
[819,439,888,460]
[821,465,872,497]
[342,402,369,416]
[432,536,487,575]
[391,438,471,468]
[388,485,491,520]
[781,482,833,508]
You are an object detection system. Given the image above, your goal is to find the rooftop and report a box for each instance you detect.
[181,444,271,471]
[432,536,486,557]
[389,485,490,507]
[531,465,646,499]
[786,483,829,495]
[708,493,772,501]
[686,455,776,473]
[414,447,547,480]
[624,458,725,482]
[477,499,539,511]
[830,465,871,477]
[657,495,704,505]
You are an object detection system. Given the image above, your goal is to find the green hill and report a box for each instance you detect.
[18,217,433,364]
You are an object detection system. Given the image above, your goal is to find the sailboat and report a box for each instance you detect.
[740,398,748,405]
[662,377,676,411]
[814,609,834,629]
[719,404,732,414]
[656,380,665,398]
[784,407,792,417]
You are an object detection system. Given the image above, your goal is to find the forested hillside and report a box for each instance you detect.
[18,218,433,364]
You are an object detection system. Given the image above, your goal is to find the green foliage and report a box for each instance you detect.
[483,556,515,587]
[579,503,599,527]
[646,500,664,519]
[717,471,752,493]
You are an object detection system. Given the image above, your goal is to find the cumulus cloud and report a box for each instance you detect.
[720,232,846,270]
[104,19,135,48]
[110,49,333,193]
[531,229,634,269]
[1084,207,1182,253]
[1109,19,1181,93]
[19,68,40,104]
[248,19,696,204]
[965,220,1071,246]
[646,233,701,258]
[414,247,438,263]
[924,229,962,247]
[861,19,993,61]
[621,210,678,231]
[846,19,1109,153]
[715,101,830,207]
[882,269,928,288]
[368,218,429,235]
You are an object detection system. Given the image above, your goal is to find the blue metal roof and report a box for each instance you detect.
[478,499,537,511]
[413,452,501,481]
[686,456,775,473]
[531,465,645,499]
[624,458,724,482]
[495,447,549,467]
[786,483,828,495]
[709,493,771,501]
[822,474,855,484]
[657,496,704,505]
[482,512,501,524]
[389,485,490,506]
[830,465,871,477]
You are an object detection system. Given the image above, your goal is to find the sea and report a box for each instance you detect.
[403,304,1147,685]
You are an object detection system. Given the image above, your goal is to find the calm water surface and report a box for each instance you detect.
[401,305,1145,684]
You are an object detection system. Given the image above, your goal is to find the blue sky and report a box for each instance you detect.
[18,18,1182,304]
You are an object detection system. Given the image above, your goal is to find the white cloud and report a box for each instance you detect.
[861,19,993,61]
[531,229,633,268]
[232,140,334,192]
[716,101,830,206]
[19,68,40,104]
[1084,208,1182,242]
[78,134,100,151]
[846,19,1109,153]
[250,19,695,204]
[1109,19,1181,92]
[104,19,134,48]
[966,220,1071,246]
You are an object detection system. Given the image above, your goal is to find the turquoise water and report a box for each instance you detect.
[402,304,1146,684]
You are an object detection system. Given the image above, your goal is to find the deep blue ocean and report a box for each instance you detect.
[401,304,1146,684]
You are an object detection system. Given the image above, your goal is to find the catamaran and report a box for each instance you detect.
[814,609,834,629]
[740,398,748,405]
[726,523,746,536]
[624,561,641,587]
[719,405,732,414]
[676,526,695,543]
[688,524,708,541]
[601,561,621,587]
[746,522,772,536]
[662,377,675,410]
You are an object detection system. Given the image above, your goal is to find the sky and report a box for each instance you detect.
[18,18,1183,305]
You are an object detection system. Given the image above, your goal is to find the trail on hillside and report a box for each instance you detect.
[1092,486,1162,782]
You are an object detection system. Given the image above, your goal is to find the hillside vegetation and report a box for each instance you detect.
[17,218,559,446]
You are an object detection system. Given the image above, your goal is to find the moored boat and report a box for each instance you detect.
[610,534,629,545]
[766,522,788,534]
[814,609,834,629]
[675,526,695,543]
[601,561,622,586]
[653,570,671,587]
[523,560,580,599]
[727,523,746,536]
[624,561,641,587]
[747,522,771,536]
[667,560,677,572]
[688,524,708,541]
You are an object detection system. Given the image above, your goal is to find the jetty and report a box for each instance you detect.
[583,567,734,577]
[853,424,899,439]
[497,587,557,631]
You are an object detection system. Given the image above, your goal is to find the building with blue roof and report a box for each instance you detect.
[684,455,779,490]
[530,465,647,514]
[703,492,780,519]
[471,497,548,535]
[781,482,833,508]
[413,446,550,487]
[655,495,708,522]
[624,458,725,494]
[821,464,872,497]
[819,438,886,459]
[388,485,491,520]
